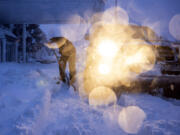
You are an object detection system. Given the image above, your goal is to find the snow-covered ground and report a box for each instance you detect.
[0,63,180,135]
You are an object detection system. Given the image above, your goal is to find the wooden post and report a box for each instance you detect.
[15,41,18,62]
[22,24,26,63]
[2,38,6,62]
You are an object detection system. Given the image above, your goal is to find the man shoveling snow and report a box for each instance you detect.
[46,37,77,91]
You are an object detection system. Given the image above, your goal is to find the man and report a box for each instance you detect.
[47,37,76,89]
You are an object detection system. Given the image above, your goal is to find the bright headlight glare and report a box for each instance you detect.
[98,39,118,58]
[98,64,110,75]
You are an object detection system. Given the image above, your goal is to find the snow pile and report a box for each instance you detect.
[0,63,180,135]
[103,105,122,127]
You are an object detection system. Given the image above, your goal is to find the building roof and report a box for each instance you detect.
[0,0,105,24]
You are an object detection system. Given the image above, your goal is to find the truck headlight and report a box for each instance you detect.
[97,39,118,58]
[98,63,110,75]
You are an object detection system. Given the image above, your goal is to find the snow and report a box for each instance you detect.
[0,62,180,135]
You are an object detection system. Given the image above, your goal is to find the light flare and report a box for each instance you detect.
[169,14,180,40]
[97,39,118,58]
[118,106,146,134]
[89,86,117,107]
[83,24,156,94]
[126,52,143,65]
[98,63,110,75]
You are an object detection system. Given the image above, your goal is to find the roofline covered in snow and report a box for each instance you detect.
[0,0,105,24]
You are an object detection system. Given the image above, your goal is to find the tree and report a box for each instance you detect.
[12,24,48,61]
